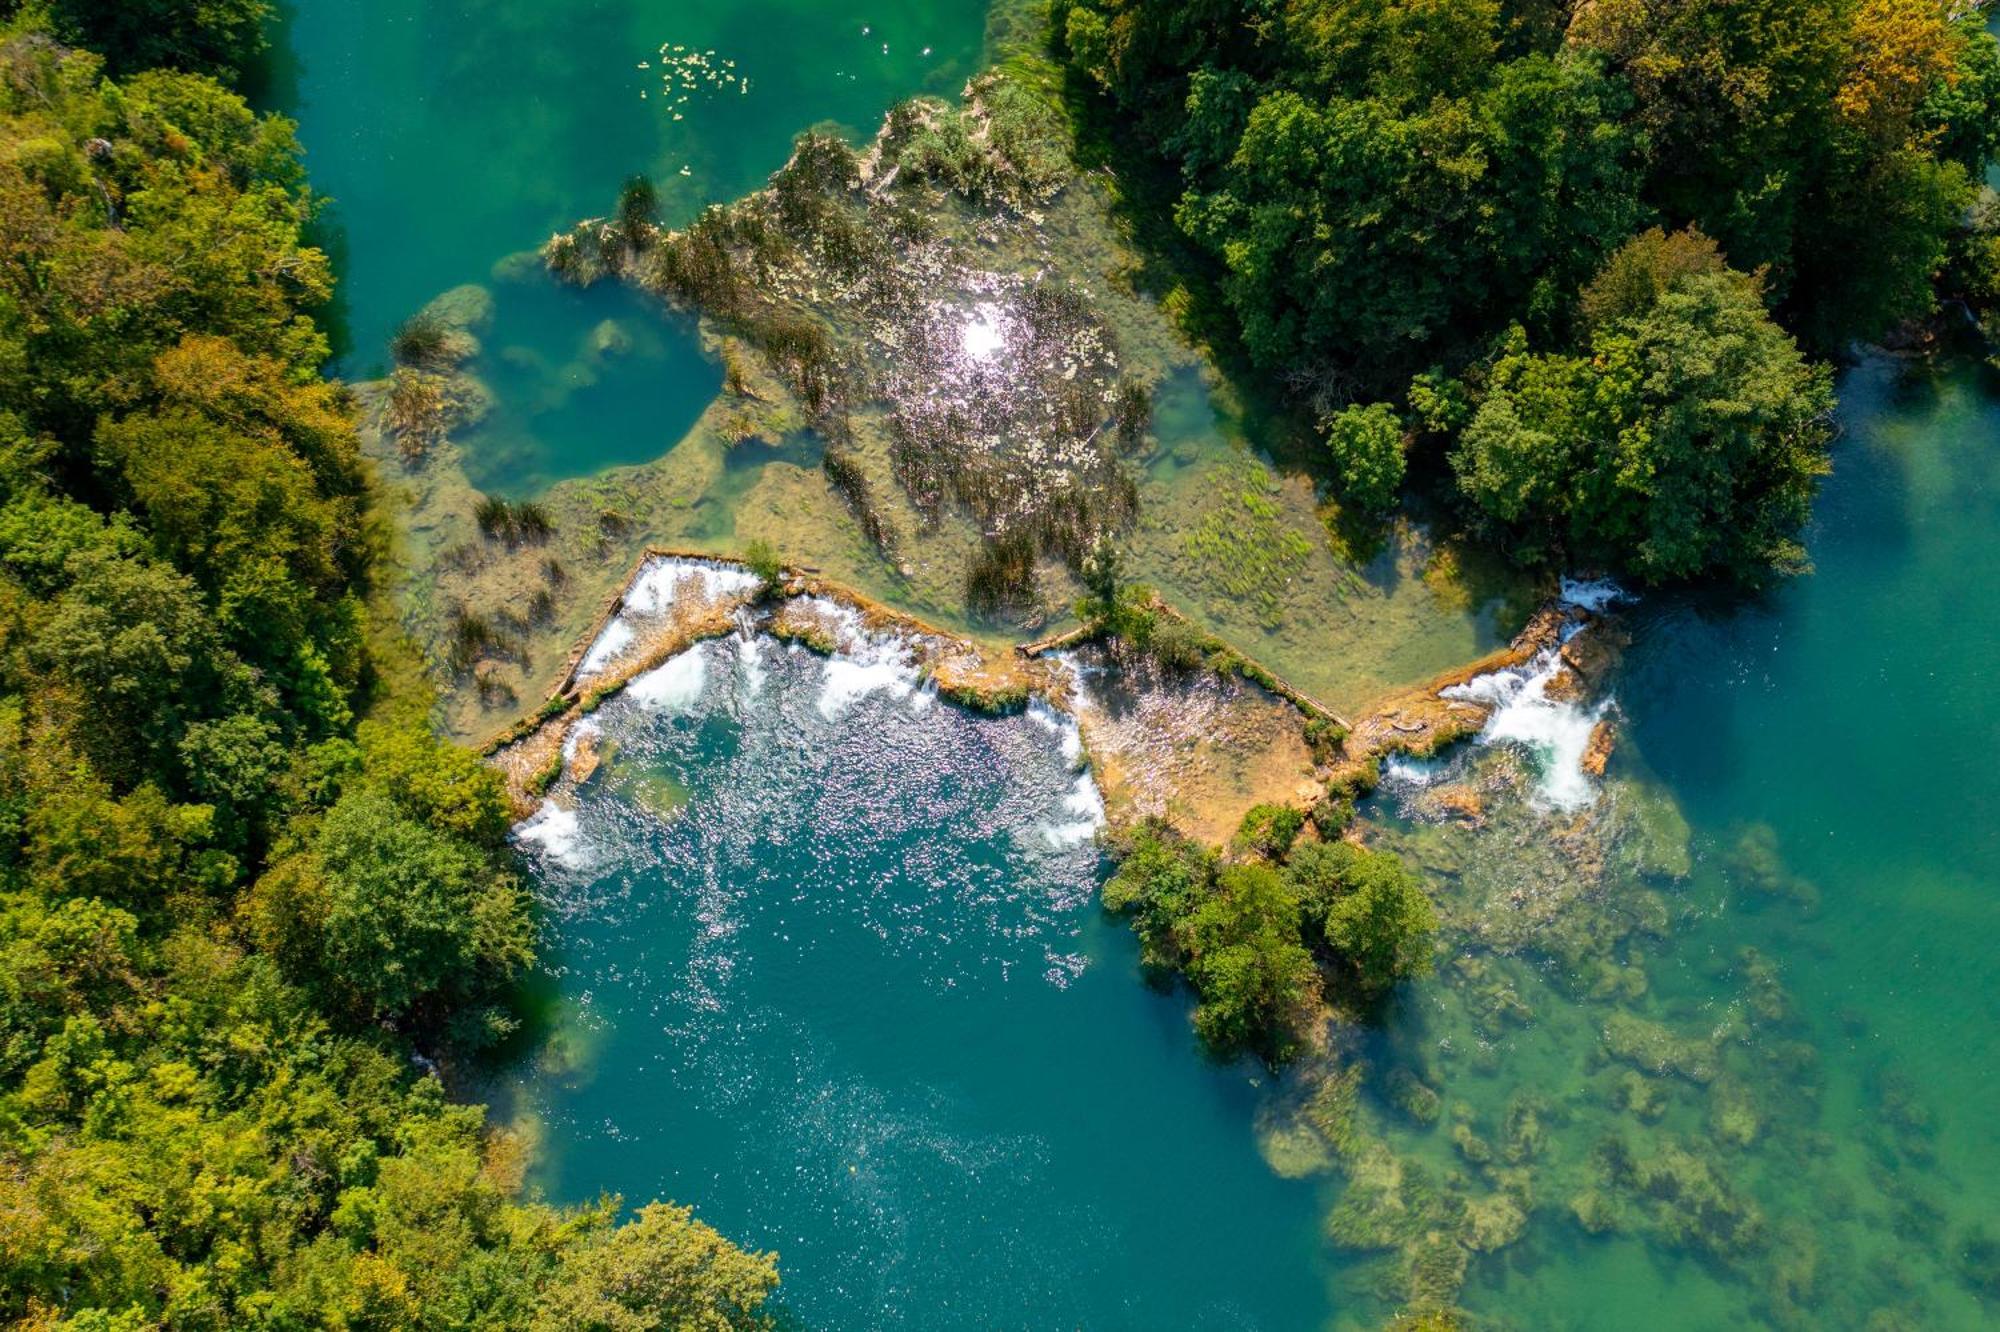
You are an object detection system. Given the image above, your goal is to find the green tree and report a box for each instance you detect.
[301,789,530,1019]
[0,22,781,1324]
[1182,863,1321,1061]
[1288,841,1436,994]
[1323,402,1406,514]
[1102,819,1218,976]
[40,0,272,81]
[1451,243,1834,580]
[535,1201,781,1332]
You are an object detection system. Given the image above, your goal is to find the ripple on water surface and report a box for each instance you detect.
[504,636,1336,1329]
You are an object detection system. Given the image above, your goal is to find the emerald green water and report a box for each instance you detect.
[269,0,987,490]
[275,1,2000,1324]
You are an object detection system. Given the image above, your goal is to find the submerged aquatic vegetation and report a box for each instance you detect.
[543,68,1145,600]
[1175,460,1316,629]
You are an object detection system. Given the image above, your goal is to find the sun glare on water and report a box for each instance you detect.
[960,304,1005,360]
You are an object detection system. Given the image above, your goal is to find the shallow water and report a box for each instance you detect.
[1349,355,2000,1329]
[267,0,988,490]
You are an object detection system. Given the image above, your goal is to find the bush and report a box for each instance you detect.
[1304,716,1349,761]
[1144,615,1209,672]
[1324,402,1406,515]
[1234,802,1305,860]
[1287,842,1436,996]
[743,537,782,592]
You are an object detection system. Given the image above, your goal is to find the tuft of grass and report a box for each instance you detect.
[473,495,554,546]
[390,311,455,369]
[965,529,1039,615]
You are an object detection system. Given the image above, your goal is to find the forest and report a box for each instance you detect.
[1055,0,2000,578]
[0,4,778,1327]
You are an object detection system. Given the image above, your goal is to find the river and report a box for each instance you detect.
[268,1,2000,1326]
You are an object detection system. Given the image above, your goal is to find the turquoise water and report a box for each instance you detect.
[1597,357,2000,1323]
[455,281,719,498]
[272,0,2000,1323]
[1343,355,2000,1329]
[502,362,2000,1329]
[268,0,988,489]
[501,639,1336,1328]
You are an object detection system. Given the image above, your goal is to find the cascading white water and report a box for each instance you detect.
[1029,655,1106,847]
[626,643,710,712]
[1442,651,1609,810]
[577,556,765,677]
[519,603,1106,859]
[514,800,589,868]
[1434,578,1629,811]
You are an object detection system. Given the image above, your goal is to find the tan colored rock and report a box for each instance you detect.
[1429,784,1486,825]
[567,727,604,786]
[1582,718,1617,777]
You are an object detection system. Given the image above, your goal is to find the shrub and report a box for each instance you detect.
[1144,615,1209,672]
[743,537,782,592]
[1304,715,1349,761]
[1234,802,1306,860]
[1324,402,1406,515]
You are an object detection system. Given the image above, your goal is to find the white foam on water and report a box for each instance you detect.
[1382,753,1449,787]
[561,716,602,760]
[627,644,710,713]
[577,557,764,678]
[513,800,592,868]
[817,638,920,719]
[789,594,866,642]
[1042,770,1106,848]
[1442,649,1608,810]
[577,618,635,675]
[1558,575,1629,613]
[1025,696,1085,767]
[802,601,923,719]
[735,631,765,697]
[624,556,762,616]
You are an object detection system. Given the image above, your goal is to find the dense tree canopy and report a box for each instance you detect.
[1104,818,1436,1062]
[1448,230,1835,579]
[1057,0,2000,580]
[0,16,778,1329]
[15,0,273,81]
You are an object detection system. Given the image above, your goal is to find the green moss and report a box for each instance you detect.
[525,751,564,798]
[1177,461,1314,631]
[932,676,1031,715]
